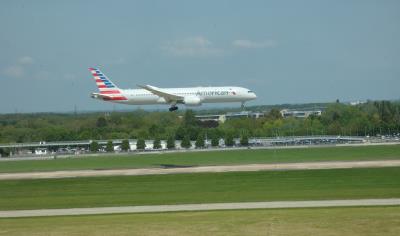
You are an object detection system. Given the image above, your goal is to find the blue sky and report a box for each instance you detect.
[0,0,399,113]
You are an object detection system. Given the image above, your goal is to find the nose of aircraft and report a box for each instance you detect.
[242,88,257,100]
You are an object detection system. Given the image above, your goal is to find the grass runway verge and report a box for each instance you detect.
[1,145,400,173]
[1,167,399,210]
[0,206,399,236]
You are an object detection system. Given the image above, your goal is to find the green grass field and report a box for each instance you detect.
[0,207,399,236]
[1,146,399,235]
[1,145,400,173]
[1,167,399,210]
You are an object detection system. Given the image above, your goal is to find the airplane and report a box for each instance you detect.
[89,68,257,111]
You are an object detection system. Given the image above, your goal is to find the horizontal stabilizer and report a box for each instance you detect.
[91,92,127,101]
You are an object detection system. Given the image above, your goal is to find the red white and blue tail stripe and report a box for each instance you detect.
[89,68,127,101]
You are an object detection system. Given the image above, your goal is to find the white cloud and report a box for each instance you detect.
[162,36,222,57]
[3,65,25,78]
[18,56,34,65]
[232,39,277,49]
[2,56,36,79]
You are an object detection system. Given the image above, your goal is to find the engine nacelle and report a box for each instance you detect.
[183,96,202,106]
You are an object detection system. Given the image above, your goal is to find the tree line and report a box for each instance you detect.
[0,100,399,145]
[87,128,246,153]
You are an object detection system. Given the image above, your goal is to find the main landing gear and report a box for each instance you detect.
[169,106,178,112]
[241,102,245,111]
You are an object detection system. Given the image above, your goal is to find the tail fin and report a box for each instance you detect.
[88,68,121,92]
[89,68,127,100]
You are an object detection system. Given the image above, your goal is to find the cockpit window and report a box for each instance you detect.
[248,90,254,93]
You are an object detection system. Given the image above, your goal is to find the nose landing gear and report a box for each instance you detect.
[241,102,245,111]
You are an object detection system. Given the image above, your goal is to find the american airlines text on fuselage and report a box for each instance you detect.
[196,91,232,96]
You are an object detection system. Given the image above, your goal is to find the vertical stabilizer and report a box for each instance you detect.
[89,68,127,100]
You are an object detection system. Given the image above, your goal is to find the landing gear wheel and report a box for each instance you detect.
[169,106,178,112]
[241,102,245,111]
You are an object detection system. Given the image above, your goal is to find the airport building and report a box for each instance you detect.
[280,109,322,118]
[2,135,396,158]
[196,111,265,123]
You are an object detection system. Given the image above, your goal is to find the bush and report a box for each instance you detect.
[0,148,10,157]
[153,137,161,149]
[166,135,176,149]
[121,139,130,152]
[106,140,114,152]
[225,134,234,147]
[181,135,191,149]
[211,135,220,147]
[195,133,205,148]
[90,141,99,152]
[136,138,146,150]
[240,135,249,146]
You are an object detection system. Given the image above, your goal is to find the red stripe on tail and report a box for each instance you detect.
[102,96,127,101]
[111,96,128,100]
[100,91,121,94]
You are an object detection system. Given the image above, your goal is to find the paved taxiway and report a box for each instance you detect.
[1,198,399,218]
[0,160,400,180]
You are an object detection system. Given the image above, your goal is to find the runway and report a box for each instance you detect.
[0,159,399,180]
[0,198,399,218]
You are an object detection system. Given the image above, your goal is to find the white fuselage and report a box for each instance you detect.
[112,86,257,106]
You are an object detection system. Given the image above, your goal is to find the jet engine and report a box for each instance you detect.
[183,96,202,106]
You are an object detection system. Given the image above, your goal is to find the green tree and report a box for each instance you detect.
[137,130,149,139]
[195,133,205,148]
[211,135,220,147]
[96,117,107,128]
[240,134,249,146]
[148,124,165,138]
[175,126,187,140]
[106,140,114,152]
[166,135,175,149]
[89,141,99,153]
[266,108,282,120]
[175,110,201,140]
[263,119,284,137]
[181,135,191,149]
[136,138,146,150]
[0,148,10,157]
[153,137,161,149]
[225,134,234,147]
[121,139,130,152]
[183,110,197,127]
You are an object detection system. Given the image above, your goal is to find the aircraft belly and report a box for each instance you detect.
[203,96,245,103]
[125,97,161,105]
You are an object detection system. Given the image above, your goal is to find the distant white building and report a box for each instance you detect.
[226,111,265,120]
[35,148,47,155]
[195,114,227,123]
[129,140,167,151]
[349,101,366,106]
[280,109,322,118]
[196,111,265,124]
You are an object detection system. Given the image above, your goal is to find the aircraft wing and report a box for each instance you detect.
[138,85,183,102]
